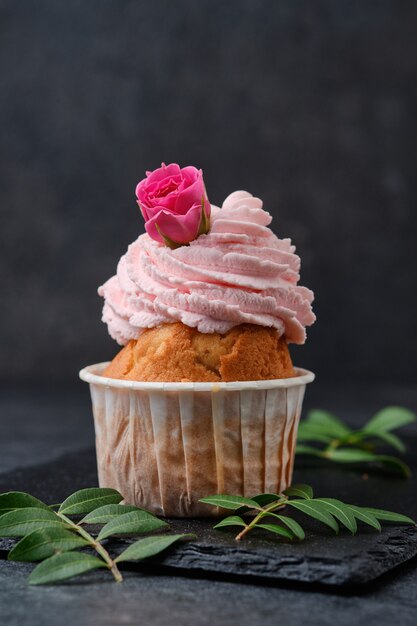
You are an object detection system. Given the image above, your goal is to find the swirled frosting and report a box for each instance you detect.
[99,191,315,345]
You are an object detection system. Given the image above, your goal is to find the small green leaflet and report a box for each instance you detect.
[324,449,411,477]
[306,410,352,438]
[296,444,325,457]
[115,534,196,563]
[372,456,411,478]
[0,492,49,516]
[313,499,357,534]
[28,552,106,585]
[0,508,66,537]
[257,524,294,540]
[8,527,88,562]
[213,516,247,529]
[325,449,381,462]
[348,506,381,531]
[251,494,281,507]
[364,407,416,434]
[268,514,305,540]
[282,500,340,534]
[59,488,123,515]
[371,431,405,453]
[80,504,148,524]
[97,510,168,540]
[283,484,313,499]
[361,508,415,525]
[234,494,281,515]
[297,423,334,444]
[199,495,262,510]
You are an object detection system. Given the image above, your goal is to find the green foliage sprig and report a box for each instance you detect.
[200,484,415,541]
[0,488,194,585]
[296,407,416,477]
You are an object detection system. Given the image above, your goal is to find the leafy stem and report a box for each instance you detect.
[0,488,195,585]
[235,499,287,541]
[200,484,415,542]
[58,512,123,583]
[296,406,416,477]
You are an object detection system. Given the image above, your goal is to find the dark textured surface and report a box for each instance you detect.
[1,0,417,385]
[1,446,416,586]
[0,385,417,625]
[1,558,417,626]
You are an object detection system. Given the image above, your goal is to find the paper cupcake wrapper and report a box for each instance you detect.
[80,364,315,517]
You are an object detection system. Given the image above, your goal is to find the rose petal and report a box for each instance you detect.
[139,203,178,221]
[174,170,208,214]
[145,203,203,244]
[136,163,182,209]
[146,163,181,184]
[181,165,201,184]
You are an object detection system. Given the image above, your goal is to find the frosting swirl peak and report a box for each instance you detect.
[99,191,315,345]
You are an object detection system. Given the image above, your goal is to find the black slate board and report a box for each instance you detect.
[0,447,416,587]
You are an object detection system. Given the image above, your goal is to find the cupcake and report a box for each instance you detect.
[80,163,315,517]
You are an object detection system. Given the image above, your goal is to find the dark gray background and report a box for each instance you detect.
[1,0,416,385]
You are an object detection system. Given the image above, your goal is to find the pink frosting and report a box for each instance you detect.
[99,191,315,345]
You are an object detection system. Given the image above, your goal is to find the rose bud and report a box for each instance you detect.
[136,163,211,248]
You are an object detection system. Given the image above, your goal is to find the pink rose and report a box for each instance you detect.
[135,163,211,248]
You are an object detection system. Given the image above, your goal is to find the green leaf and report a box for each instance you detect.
[235,493,281,515]
[364,406,416,434]
[0,492,49,516]
[213,516,247,529]
[115,534,196,563]
[314,499,357,534]
[307,410,352,438]
[286,500,339,534]
[198,495,262,511]
[361,508,415,525]
[374,455,411,478]
[269,515,305,540]
[297,423,334,444]
[349,506,381,531]
[59,488,123,515]
[0,508,65,537]
[324,448,378,462]
[283,484,314,499]
[97,510,168,541]
[252,494,281,507]
[257,524,294,540]
[80,504,147,525]
[28,552,106,585]
[295,444,326,457]
[371,431,406,453]
[8,527,88,562]
[324,449,411,477]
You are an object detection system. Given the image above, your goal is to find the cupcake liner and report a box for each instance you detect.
[80,364,315,517]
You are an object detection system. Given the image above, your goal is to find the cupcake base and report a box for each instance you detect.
[102,322,295,382]
[80,363,315,517]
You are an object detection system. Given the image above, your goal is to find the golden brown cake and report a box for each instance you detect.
[102,322,295,382]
